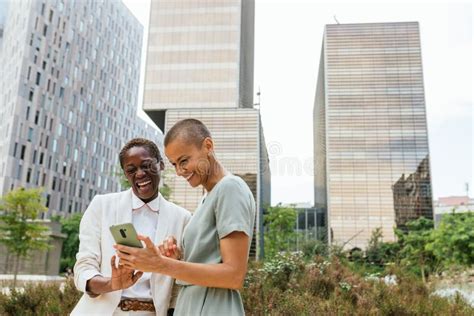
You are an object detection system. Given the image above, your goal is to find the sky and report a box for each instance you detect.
[123,0,473,206]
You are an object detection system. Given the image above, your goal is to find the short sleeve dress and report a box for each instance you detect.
[174,174,256,316]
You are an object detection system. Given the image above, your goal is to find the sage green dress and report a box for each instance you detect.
[175,174,256,316]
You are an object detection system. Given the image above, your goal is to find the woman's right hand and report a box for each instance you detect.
[158,236,182,260]
[85,255,143,297]
[110,255,143,291]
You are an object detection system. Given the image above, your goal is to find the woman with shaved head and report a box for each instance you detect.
[115,119,256,316]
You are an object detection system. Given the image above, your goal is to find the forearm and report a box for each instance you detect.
[160,258,246,290]
[86,275,113,296]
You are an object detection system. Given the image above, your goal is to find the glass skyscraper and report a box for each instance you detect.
[142,0,270,258]
[0,0,161,217]
[314,22,433,248]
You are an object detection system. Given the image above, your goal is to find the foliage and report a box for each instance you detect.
[0,187,50,287]
[365,227,400,266]
[427,211,474,267]
[395,217,438,283]
[0,277,82,315]
[59,213,83,272]
[300,239,329,259]
[0,250,472,315]
[242,255,474,315]
[264,204,298,258]
[262,251,305,290]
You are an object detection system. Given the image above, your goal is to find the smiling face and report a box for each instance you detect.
[165,137,212,188]
[122,146,163,203]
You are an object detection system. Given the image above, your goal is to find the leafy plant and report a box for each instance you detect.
[427,211,474,267]
[395,217,438,283]
[264,204,298,258]
[60,213,83,272]
[0,187,50,287]
[262,251,305,290]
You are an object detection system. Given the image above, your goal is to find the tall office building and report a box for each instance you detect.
[0,0,161,217]
[314,22,433,248]
[142,0,270,258]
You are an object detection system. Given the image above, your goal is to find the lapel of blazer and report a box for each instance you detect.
[116,188,133,224]
[153,194,170,245]
[150,194,170,289]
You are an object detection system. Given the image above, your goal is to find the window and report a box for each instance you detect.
[27,127,34,142]
[28,90,34,101]
[26,168,32,183]
[36,72,41,85]
[16,164,22,180]
[20,145,26,160]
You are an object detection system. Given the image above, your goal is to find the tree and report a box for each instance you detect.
[395,217,437,283]
[0,188,50,287]
[60,213,83,272]
[264,204,297,258]
[427,211,474,267]
[366,227,384,264]
[365,227,400,266]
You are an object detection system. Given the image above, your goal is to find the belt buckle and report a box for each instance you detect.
[119,299,132,312]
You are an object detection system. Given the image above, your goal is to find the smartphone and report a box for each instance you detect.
[109,223,143,248]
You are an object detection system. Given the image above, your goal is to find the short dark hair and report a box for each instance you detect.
[119,138,162,169]
[164,118,211,148]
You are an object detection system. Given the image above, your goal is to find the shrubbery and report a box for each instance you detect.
[0,254,472,315]
[0,277,81,315]
[1,212,472,314]
[242,253,474,315]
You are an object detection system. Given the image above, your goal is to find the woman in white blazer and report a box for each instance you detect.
[71,138,191,316]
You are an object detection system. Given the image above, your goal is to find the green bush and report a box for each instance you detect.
[60,213,83,272]
[300,239,328,259]
[0,255,472,315]
[242,256,474,315]
[428,211,474,267]
[0,277,81,315]
[262,251,305,290]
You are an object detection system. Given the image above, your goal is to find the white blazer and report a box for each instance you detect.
[71,189,191,316]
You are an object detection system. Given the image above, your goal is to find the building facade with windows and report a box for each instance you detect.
[142,0,270,258]
[0,0,161,217]
[314,22,433,249]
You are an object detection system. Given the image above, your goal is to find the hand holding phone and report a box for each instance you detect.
[109,223,143,248]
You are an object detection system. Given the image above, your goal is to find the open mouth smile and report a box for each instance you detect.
[136,179,152,189]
